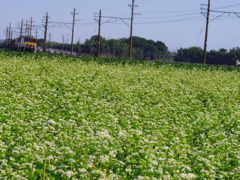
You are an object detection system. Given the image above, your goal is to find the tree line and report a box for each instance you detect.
[32,35,170,60]
[1,36,240,65]
[174,47,240,66]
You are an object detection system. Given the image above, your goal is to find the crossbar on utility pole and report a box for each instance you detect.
[203,0,211,64]
[95,13,131,57]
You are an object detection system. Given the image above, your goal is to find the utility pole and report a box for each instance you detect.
[97,9,102,57]
[129,0,138,59]
[10,30,13,42]
[35,29,38,50]
[203,0,211,64]
[25,21,29,36]
[48,32,52,42]
[6,26,9,50]
[48,32,52,49]
[93,13,130,58]
[25,21,27,36]
[30,17,34,36]
[35,29,38,39]
[5,27,8,41]
[43,13,49,53]
[70,8,78,55]
[78,39,81,56]
[20,19,24,37]
[16,20,24,51]
[8,23,11,50]
[62,35,65,52]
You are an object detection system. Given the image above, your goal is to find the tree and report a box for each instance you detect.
[175,46,238,65]
[174,47,203,63]
[34,35,170,60]
[81,35,169,60]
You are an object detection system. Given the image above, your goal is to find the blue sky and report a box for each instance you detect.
[1,0,240,51]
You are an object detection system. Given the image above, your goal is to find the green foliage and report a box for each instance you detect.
[0,52,239,179]
[207,49,238,65]
[175,47,240,65]
[0,41,6,50]
[131,36,168,60]
[175,47,203,63]
[82,35,169,60]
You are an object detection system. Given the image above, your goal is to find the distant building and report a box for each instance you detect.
[236,60,240,66]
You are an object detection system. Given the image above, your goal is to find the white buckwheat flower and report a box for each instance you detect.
[180,173,197,179]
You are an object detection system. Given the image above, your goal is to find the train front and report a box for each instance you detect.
[24,36,37,52]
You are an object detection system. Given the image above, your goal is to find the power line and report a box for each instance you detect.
[142,9,200,14]
[194,23,205,47]
[133,16,202,24]
[229,25,240,48]
[213,3,240,11]
[136,12,201,19]
[199,2,240,56]
[7,4,240,53]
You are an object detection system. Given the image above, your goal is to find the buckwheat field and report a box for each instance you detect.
[0,52,239,179]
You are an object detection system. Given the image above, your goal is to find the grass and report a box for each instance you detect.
[0,52,239,179]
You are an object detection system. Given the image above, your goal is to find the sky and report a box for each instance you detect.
[1,0,240,51]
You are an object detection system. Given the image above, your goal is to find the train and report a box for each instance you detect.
[13,35,37,52]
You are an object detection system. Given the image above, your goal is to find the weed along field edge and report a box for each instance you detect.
[0,52,239,179]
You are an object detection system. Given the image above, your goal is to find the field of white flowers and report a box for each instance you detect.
[0,52,239,179]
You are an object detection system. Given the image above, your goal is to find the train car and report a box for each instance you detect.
[13,36,37,52]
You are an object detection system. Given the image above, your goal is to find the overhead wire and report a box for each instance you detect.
[229,24,240,48]
[194,23,205,47]
[7,2,240,47]
[142,9,200,14]
[213,3,240,10]
[136,12,201,19]
[209,2,240,49]
[134,16,202,24]
[136,2,240,25]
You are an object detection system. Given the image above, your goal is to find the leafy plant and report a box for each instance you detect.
[0,52,239,179]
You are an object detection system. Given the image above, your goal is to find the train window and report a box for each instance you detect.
[25,38,37,43]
